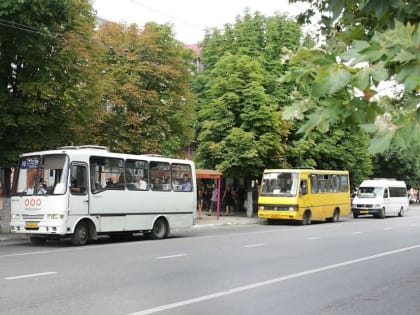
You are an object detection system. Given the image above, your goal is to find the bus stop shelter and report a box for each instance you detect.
[195,169,222,219]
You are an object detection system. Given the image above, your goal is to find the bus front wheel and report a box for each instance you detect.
[301,211,311,225]
[72,222,89,246]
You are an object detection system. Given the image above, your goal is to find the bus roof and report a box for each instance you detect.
[263,169,349,175]
[18,146,194,165]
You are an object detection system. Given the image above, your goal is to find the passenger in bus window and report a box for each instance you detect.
[152,178,162,191]
[135,175,148,190]
[182,174,192,191]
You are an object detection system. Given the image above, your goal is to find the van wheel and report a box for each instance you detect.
[398,207,405,217]
[301,211,311,225]
[353,212,359,219]
[379,207,386,219]
[150,218,168,239]
[72,222,89,246]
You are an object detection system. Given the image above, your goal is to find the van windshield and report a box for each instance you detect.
[358,187,383,198]
[261,172,298,197]
[13,154,69,196]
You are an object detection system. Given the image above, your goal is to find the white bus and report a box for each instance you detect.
[10,145,196,245]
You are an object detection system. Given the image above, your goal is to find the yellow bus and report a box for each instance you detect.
[258,169,350,225]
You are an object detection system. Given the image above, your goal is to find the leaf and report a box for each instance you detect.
[313,64,352,97]
[368,130,394,154]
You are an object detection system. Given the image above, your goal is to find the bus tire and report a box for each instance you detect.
[379,207,386,219]
[301,211,311,225]
[331,208,340,222]
[398,207,405,217]
[30,236,47,245]
[150,217,168,239]
[72,222,89,246]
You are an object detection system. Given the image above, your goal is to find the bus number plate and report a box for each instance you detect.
[25,222,39,229]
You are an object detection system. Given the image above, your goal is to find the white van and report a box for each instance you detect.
[352,179,408,218]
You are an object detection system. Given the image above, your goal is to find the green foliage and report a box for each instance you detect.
[372,150,420,187]
[287,127,373,187]
[194,11,300,177]
[95,22,195,156]
[284,0,420,154]
[0,0,101,164]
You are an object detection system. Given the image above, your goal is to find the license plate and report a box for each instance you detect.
[25,222,39,229]
[360,210,369,214]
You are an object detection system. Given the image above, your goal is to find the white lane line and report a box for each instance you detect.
[5,271,57,280]
[244,244,265,248]
[352,232,363,235]
[384,227,393,231]
[155,254,187,259]
[127,244,420,315]
[306,237,321,240]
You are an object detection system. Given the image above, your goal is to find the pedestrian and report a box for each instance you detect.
[197,185,207,219]
[222,184,235,216]
[207,183,218,216]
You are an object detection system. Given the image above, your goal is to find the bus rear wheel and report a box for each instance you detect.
[327,209,340,222]
[149,218,168,239]
[72,222,89,246]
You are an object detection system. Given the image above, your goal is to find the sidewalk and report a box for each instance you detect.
[0,213,260,242]
[193,213,260,228]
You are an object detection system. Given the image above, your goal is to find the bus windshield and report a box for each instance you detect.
[261,172,298,196]
[13,154,69,196]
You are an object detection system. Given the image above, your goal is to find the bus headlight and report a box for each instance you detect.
[47,214,64,220]
[258,206,265,210]
[288,206,298,211]
[12,214,20,219]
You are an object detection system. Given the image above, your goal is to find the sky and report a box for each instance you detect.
[92,0,309,44]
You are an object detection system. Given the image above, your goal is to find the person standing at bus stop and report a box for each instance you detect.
[207,183,218,216]
[222,184,235,216]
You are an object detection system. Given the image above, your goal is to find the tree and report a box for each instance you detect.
[372,150,420,188]
[194,11,301,177]
[287,127,373,187]
[283,0,419,154]
[95,21,195,156]
[0,0,102,163]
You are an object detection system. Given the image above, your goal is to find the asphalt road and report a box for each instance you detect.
[1,204,420,315]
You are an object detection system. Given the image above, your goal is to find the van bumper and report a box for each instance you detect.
[352,208,382,216]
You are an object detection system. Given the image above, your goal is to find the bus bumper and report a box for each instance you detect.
[258,210,299,220]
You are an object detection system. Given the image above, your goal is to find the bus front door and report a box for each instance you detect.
[68,163,89,216]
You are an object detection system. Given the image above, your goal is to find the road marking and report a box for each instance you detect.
[127,244,420,315]
[352,232,363,235]
[306,237,321,240]
[5,271,56,280]
[155,254,187,259]
[244,243,265,248]
[384,227,393,230]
